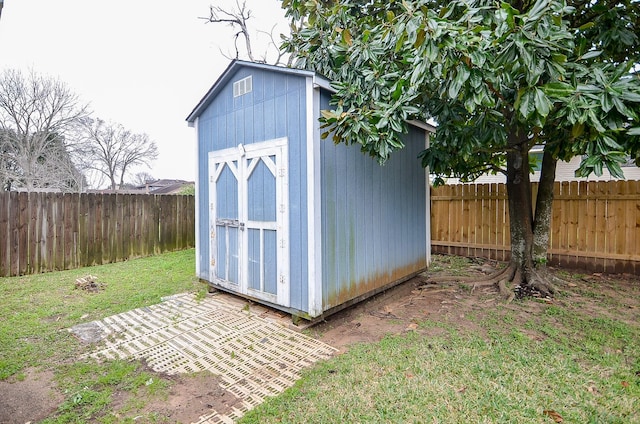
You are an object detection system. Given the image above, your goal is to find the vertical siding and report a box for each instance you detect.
[196,67,309,311]
[320,91,427,309]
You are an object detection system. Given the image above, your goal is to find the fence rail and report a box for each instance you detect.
[431,180,640,274]
[0,192,195,277]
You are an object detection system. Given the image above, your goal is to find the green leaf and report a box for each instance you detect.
[542,81,574,99]
[534,88,551,117]
[620,91,640,103]
[578,22,595,30]
[570,123,584,139]
[628,127,640,136]
[600,93,613,112]
[527,0,551,21]
[517,89,535,119]
[415,29,426,48]
[580,50,602,60]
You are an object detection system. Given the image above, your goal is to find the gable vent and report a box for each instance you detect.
[233,76,252,97]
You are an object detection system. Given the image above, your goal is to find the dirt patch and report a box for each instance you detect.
[114,371,241,423]
[311,260,640,351]
[0,368,64,424]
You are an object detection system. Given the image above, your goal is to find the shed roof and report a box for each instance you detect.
[185,59,436,134]
[185,60,333,125]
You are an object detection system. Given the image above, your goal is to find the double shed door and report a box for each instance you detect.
[208,138,289,307]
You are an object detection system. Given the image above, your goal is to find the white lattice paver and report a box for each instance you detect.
[72,292,336,423]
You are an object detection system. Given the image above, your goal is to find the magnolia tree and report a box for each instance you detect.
[282,0,640,297]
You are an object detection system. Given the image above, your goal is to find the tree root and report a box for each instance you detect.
[421,263,513,286]
[422,261,558,302]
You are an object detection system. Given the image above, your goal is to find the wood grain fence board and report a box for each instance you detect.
[17,192,29,275]
[478,184,488,257]
[634,181,640,275]
[0,193,9,276]
[146,195,156,255]
[440,186,450,247]
[587,182,604,271]
[575,181,588,270]
[109,194,116,261]
[122,194,132,260]
[67,194,79,269]
[605,182,618,272]
[54,193,65,271]
[617,180,632,273]
[569,181,579,268]
[79,194,90,267]
[26,193,36,274]
[8,192,18,276]
[87,194,98,266]
[595,182,608,271]
[176,195,184,248]
[498,183,509,261]
[461,184,469,254]
[624,181,636,273]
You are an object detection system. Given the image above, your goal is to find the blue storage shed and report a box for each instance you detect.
[186,60,434,320]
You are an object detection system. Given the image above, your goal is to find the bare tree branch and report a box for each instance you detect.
[200,0,255,62]
[200,1,290,65]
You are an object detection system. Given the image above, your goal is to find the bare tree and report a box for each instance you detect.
[80,118,158,191]
[0,69,90,192]
[200,0,290,65]
[132,171,155,187]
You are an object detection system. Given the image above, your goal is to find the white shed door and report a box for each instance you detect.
[208,138,289,307]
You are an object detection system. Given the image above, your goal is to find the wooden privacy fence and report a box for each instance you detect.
[431,180,640,274]
[0,192,195,277]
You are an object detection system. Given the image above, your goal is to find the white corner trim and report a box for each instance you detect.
[425,130,432,266]
[307,77,323,317]
[193,117,201,278]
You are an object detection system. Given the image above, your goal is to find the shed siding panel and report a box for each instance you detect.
[320,92,427,309]
[196,67,309,311]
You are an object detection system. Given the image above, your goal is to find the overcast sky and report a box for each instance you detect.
[0,0,288,184]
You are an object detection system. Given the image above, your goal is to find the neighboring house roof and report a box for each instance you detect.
[444,156,640,184]
[135,179,193,194]
[87,180,194,194]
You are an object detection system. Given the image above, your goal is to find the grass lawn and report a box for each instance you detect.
[0,249,208,423]
[1,252,639,423]
[240,264,640,423]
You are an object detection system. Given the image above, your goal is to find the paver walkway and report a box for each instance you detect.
[70,292,336,423]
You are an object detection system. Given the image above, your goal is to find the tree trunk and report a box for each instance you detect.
[502,130,557,297]
[533,150,557,264]
[505,136,535,286]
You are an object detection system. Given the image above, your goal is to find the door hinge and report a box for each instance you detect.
[279,275,286,284]
[210,258,216,266]
[279,168,286,178]
[279,239,286,248]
